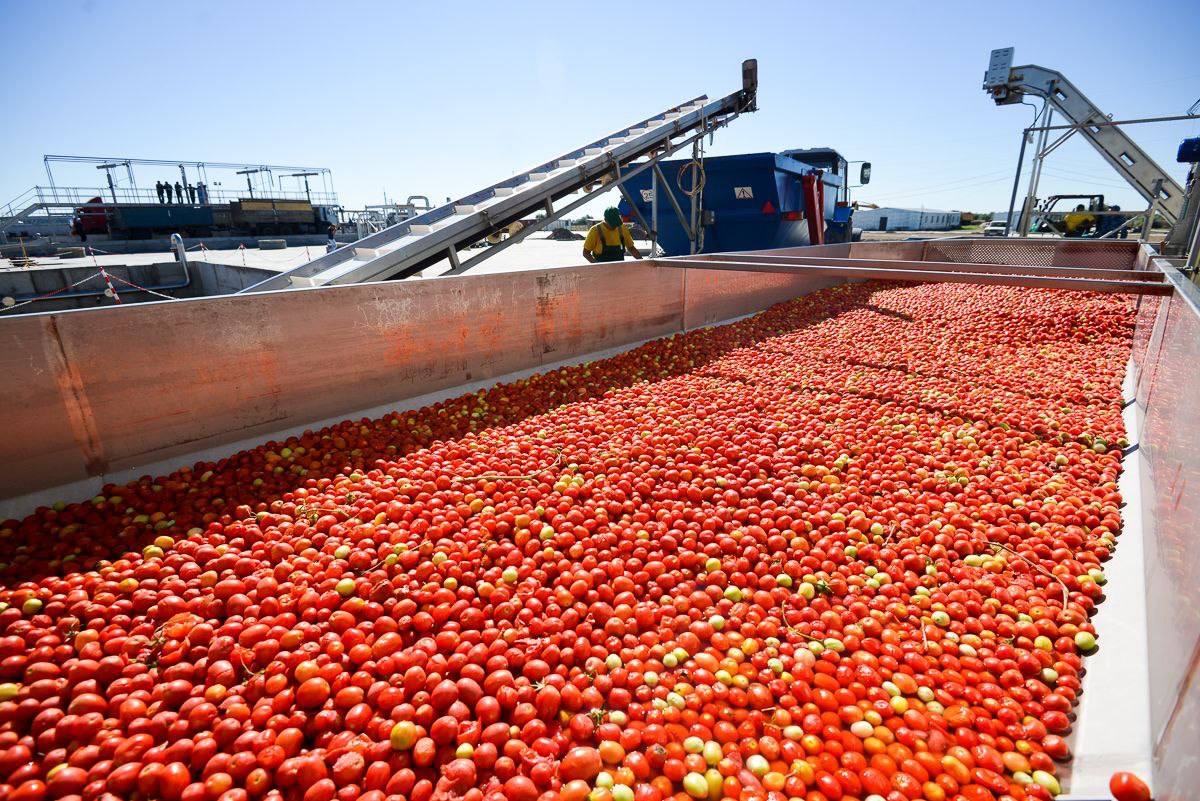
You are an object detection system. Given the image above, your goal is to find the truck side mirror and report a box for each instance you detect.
[860,163,872,185]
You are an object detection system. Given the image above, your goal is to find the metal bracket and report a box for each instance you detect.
[652,162,694,240]
[613,164,652,237]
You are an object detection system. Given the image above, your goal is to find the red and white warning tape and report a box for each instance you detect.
[0,271,105,313]
[96,265,123,304]
[107,273,180,301]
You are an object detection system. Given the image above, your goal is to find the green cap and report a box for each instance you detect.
[604,207,622,227]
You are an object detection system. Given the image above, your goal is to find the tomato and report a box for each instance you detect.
[0,282,1136,801]
[559,747,602,782]
[1109,771,1152,801]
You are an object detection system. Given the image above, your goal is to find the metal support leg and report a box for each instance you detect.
[1185,215,1200,275]
[652,163,694,241]
[616,181,652,241]
[1005,128,1030,236]
[689,140,701,255]
[650,168,659,256]
[1140,207,1157,243]
[1019,105,1053,236]
[1140,183,1162,243]
[1040,126,1077,158]
[612,161,654,238]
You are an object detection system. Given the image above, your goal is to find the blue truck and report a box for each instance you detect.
[618,147,866,255]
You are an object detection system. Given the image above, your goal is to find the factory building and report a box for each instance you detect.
[853,207,962,231]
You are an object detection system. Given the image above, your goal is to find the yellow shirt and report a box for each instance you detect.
[1063,212,1095,234]
[584,223,635,256]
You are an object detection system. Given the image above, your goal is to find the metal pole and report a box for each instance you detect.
[1139,192,1158,243]
[1026,112,1200,132]
[1019,105,1052,236]
[45,157,59,203]
[650,167,659,256]
[1039,127,1077,159]
[171,233,188,268]
[689,140,700,255]
[1185,211,1200,274]
[652,163,694,240]
[1004,127,1030,236]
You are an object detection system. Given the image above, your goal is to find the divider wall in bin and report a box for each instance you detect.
[921,238,1139,268]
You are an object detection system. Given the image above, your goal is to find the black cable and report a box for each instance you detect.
[1019,99,1043,128]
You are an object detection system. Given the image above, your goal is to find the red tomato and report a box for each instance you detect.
[559,748,602,782]
[1108,772,1152,801]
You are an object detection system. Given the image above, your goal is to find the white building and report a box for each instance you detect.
[853,207,962,231]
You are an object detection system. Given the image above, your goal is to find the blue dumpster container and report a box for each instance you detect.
[618,150,848,255]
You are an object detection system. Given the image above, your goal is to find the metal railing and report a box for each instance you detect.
[0,187,43,219]
[2,185,338,217]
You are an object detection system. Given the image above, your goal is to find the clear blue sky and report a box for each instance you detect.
[2,0,1198,215]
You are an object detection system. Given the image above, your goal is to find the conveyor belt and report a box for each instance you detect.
[984,48,1184,226]
[240,61,758,292]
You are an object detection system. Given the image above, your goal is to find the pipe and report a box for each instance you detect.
[171,233,189,270]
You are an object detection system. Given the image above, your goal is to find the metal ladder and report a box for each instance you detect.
[984,48,1185,227]
[240,60,757,292]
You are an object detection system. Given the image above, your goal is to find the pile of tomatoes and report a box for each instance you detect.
[0,281,1135,801]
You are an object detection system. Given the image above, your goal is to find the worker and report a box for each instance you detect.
[186,183,197,204]
[583,207,643,263]
[1111,206,1128,239]
[155,181,166,204]
[174,182,184,204]
[326,224,339,253]
[1062,204,1096,238]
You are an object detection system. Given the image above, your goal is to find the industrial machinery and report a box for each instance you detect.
[1,155,340,241]
[343,196,435,238]
[240,60,759,291]
[617,147,867,255]
[983,47,1200,254]
[65,196,335,239]
[1025,193,1134,238]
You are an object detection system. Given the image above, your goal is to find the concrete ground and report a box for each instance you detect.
[0,228,978,283]
[0,234,651,277]
[859,229,973,241]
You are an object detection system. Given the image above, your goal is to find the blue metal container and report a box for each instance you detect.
[112,204,215,232]
[618,150,846,255]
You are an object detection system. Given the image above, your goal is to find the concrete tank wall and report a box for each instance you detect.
[0,261,276,313]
